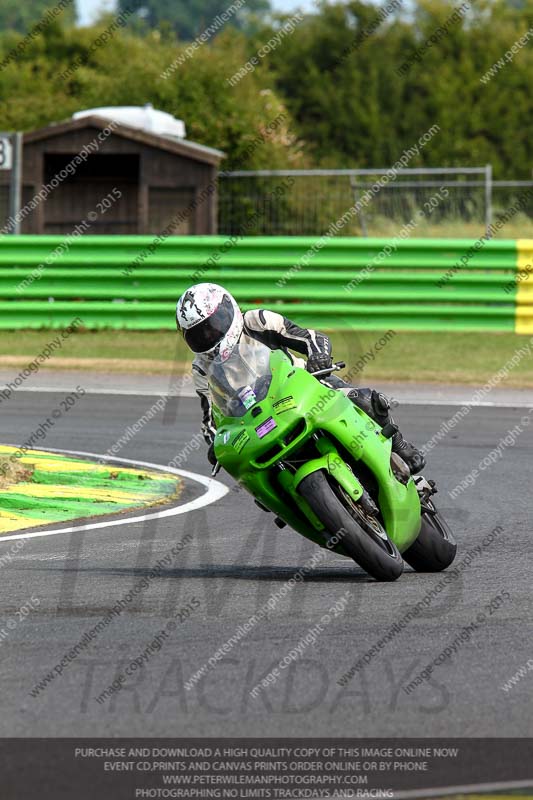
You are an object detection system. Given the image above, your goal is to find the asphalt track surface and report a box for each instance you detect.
[0,384,532,740]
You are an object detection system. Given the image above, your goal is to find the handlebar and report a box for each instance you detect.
[311,361,346,378]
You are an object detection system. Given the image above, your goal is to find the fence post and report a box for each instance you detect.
[485,163,493,237]
[9,132,23,235]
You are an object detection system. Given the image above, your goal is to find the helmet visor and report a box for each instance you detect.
[183,295,235,353]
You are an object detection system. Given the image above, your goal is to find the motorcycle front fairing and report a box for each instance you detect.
[208,340,420,553]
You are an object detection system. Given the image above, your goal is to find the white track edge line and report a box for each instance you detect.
[2,385,532,408]
[0,446,229,544]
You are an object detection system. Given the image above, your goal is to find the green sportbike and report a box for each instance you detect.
[208,335,457,581]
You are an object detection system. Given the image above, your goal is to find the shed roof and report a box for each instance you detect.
[23,115,225,166]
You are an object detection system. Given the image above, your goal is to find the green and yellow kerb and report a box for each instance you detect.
[0,445,182,534]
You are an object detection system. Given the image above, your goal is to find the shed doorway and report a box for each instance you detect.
[42,153,140,234]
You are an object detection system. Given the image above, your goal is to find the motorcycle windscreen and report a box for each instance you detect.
[207,335,273,417]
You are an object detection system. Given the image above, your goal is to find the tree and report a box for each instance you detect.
[0,21,302,172]
[0,0,531,180]
[0,0,75,34]
[117,0,271,41]
[262,0,533,177]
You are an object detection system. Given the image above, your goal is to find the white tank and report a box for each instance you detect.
[72,103,186,139]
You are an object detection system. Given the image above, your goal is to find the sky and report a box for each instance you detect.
[76,0,330,26]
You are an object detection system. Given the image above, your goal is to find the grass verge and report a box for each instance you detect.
[0,329,531,386]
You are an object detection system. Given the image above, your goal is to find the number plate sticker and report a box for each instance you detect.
[273,395,297,414]
[231,430,249,453]
[255,417,277,439]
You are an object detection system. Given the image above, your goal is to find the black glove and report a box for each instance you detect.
[306,353,333,374]
[207,441,217,466]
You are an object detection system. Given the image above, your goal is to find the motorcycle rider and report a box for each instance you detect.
[176,283,425,474]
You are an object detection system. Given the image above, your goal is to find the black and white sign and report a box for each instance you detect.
[0,135,13,170]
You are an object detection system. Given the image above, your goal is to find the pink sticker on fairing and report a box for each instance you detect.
[255,417,277,438]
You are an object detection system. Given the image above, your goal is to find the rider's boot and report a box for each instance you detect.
[390,429,426,474]
[347,388,426,475]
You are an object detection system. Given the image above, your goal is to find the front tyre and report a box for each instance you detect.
[402,500,457,572]
[298,471,403,582]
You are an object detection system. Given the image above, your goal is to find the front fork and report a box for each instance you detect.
[276,431,369,537]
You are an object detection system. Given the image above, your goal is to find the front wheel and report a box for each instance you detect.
[298,471,403,582]
[402,500,457,572]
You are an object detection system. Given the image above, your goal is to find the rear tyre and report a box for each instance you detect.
[298,471,403,582]
[402,500,457,572]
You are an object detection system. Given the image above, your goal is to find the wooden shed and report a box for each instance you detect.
[2,115,224,235]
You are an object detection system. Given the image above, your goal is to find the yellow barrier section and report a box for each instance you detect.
[516,239,533,334]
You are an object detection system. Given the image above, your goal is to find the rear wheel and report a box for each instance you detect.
[402,499,457,572]
[298,471,403,582]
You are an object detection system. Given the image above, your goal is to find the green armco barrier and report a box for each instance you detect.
[0,235,521,331]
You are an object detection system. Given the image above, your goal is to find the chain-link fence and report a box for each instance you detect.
[218,168,532,239]
[1,155,532,238]
[491,181,533,236]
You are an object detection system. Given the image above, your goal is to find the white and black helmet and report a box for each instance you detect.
[176,283,244,360]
